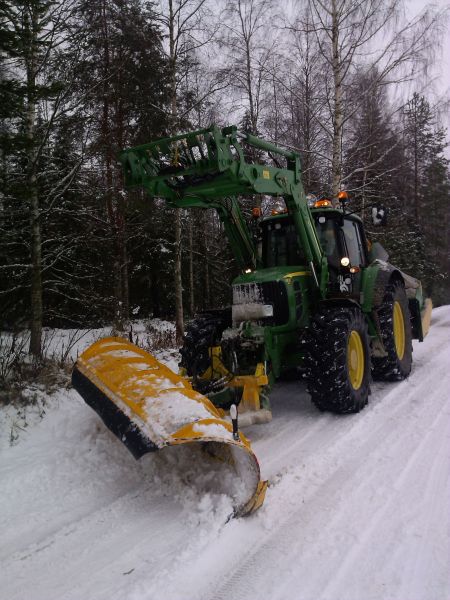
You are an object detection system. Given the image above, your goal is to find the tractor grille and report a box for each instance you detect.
[233,281,289,326]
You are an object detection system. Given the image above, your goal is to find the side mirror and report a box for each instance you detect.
[371,205,388,226]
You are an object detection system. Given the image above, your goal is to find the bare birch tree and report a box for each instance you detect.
[298,0,445,199]
[266,12,329,193]
[156,0,217,342]
[219,0,276,133]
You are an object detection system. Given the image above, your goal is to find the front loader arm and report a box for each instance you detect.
[119,125,325,288]
[215,199,258,270]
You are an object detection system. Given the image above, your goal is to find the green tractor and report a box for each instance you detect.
[118,124,432,421]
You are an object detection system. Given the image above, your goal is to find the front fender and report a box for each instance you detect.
[361,260,403,312]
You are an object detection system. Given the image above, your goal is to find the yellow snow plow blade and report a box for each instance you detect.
[72,337,267,516]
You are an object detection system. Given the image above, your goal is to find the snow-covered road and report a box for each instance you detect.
[1,307,449,600]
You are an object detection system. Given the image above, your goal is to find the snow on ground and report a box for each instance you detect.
[0,307,449,600]
[0,318,178,442]
[0,317,177,367]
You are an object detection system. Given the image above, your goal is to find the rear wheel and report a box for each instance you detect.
[372,280,412,380]
[304,306,371,413]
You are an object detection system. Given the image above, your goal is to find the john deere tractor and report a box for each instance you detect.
[119,124,431,417]
[72,124,431,516]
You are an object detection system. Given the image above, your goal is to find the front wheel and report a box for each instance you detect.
[304,306,371,413]
[179,309,231,379]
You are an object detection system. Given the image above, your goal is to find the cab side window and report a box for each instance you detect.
[342,219,366,267]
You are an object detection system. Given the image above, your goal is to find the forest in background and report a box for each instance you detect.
[1,0,449,358]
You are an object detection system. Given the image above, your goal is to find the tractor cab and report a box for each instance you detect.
[259,204,369,299]
[313,209,368,269]
[312,207,369,298]
[260,209,368,269]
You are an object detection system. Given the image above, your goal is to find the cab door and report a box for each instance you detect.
[339,218,367,298]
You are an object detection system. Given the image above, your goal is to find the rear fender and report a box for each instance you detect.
[362,261,430,341]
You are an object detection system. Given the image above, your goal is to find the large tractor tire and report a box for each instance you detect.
[304,306,371,414]
[372,280,412,381]
[179,309,231,379]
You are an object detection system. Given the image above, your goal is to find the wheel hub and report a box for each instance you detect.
[393,301,405,360]
[347,330,364,390]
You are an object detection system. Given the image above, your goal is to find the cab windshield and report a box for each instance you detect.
[262,217,305,267]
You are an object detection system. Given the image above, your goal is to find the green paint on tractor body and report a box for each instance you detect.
[120,124,430,415]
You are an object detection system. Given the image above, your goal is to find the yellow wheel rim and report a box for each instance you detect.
[347,330,364,390]
[393,301,405,360]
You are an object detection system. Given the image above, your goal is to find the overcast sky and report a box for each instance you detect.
[408,0,450,118]
[412,0,450,92]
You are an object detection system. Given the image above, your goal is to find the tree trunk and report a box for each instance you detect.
[169,0,184,342]
[29,168,42,357]
[188,213,195,316]
[361,165,368,222]
[304,35,312,190]
[204,254,211,309]
[114,198,129,331]
[174,207,184,341]
[116,90,129,328]
[204,218,211,308]
[100,0,129,331]
[245,37,256,132]
[331,0,343,200]
[272,71,278,142]
[26,9,42,358]
[413,104,419,223]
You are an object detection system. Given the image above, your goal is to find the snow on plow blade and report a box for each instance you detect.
[72,337,267,517]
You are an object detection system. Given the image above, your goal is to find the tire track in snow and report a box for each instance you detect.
[1,478,190,600]
[204,339,450,600]
[254,313,449,486]
[315,379,450,600]
[262,350,446,500]
[1,440,235,600]
[396,417,450,600]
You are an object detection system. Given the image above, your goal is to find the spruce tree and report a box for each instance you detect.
[0,0,75,354]
[69,0,170,329]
